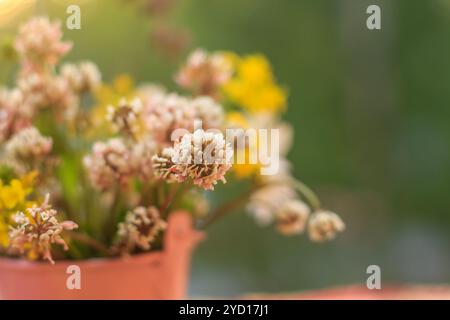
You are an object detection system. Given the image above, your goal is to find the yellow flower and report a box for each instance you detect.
[226,111,249,128]
[20,170,39,193]
[0,179,27,209]
[0,217,9,248]
[222,54,287,114]
[89,74,136,136]
[237,55,273,85]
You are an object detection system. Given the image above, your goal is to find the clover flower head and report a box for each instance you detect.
[0,88,32,142]
[14,16,72,70]
[190,96,224,130]
[151,147,180,183]
[308,210,345,242]
[17,71,78,117]
[275,200,310,236]
[143,93,196,144]
[106,98,142,138]
[9,194,78,264]
[116,206,166,254]
[175,49,232,97]
[172,129,233,190]
[246,184,297,225]
[5,127,53,162]
[60,61,101,93]
[83,138,134,190]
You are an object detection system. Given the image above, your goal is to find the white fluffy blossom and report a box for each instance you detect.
[5,127,53,161]
[60,61,101,93]
[83,138,134,190]
[106,98,142,138]
[308,210,345,242]
[175,49,232,97]
[116,206,167,254]
[153,129,233,190]
[190,96,224,130]
[246,184,297,225]
[14,16,72,70]
[275,200,310,236]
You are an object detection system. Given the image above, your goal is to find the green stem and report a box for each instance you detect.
[290,179,321,210]
[200,187,255,229]
[66,231,112,257]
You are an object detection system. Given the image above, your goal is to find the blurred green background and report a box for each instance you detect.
[1,0,449,296]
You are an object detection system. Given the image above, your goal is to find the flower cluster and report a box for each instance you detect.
[175,49,232,98]
[142,92,223,144]
[8,194,78,264]
[0,16,345,264]
[115,206,166,254]
[14,16,72,72]
[153,129,233,190]
[83,138,134,190]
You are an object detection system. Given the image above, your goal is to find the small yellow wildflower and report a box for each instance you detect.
[0,179,27,209]
[226,111,249,129]
[222,54,287,114]
[0,217,9,248]
[237,55,273,85]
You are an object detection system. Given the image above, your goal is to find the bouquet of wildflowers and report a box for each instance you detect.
[0,17,344,264]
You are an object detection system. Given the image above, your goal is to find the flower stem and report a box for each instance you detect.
[66,231,112,256]
[200,187,255,229]
[290,179,321,210]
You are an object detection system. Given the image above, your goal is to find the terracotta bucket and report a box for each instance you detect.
[0,211,203,300]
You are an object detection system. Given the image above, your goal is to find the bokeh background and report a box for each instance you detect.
[1,0,449,296]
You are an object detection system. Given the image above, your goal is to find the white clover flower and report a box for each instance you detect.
[152,129,233,190]
[83,138,134,190]
[60,61,101,93]
[275,200,310,236]
[189,96,224,130]
[246,184,297,226]
[116,206,167,254]
[17,72,78,117]
[175,49,232,97]
[14,16,72,69]
[151,147,180,183]
[5,127,53,162]
[9,194,78,264]
[171,129,233,190]
[308,210,345,242]
[143,92,196,144]
[106,98,143,138]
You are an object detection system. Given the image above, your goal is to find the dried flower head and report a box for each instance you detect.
[8,194,78,264]
[83,138,134,190]
[152,147,180,183]
[175,49,232,97]
[247,184,297,225]
[190,96,224,130]
[17,71,78,117]
[275,200,310,236]
[116,206,166,254]
[60,61,101,93]
[308,210,345,242]
[106,98,143,138]
[143,93,196,144]
[14,16,72,70]
[0,88,32,142]
[171,129,233,190]
[5,127,53,162]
